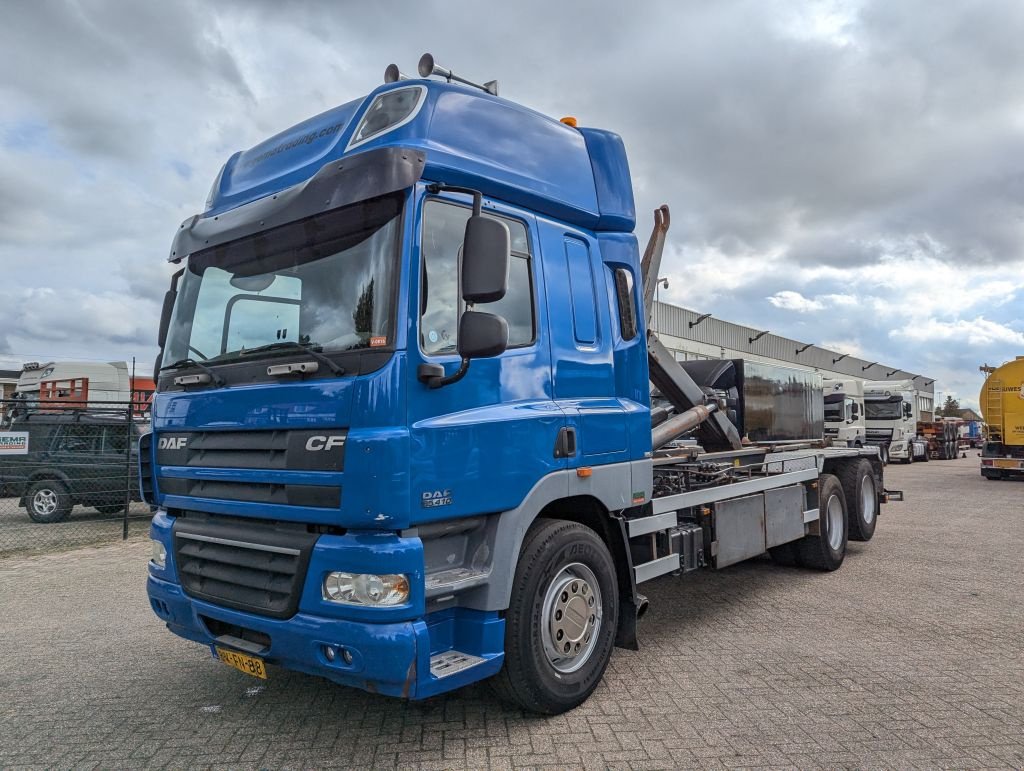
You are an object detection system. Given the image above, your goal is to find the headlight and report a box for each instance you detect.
[323,572,410,606]
[150,539,167,569]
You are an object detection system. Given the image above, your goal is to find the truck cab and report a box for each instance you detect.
[822,378,865,448]
[864,380,924,463]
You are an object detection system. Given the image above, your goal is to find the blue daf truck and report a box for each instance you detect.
[146,55,895,713]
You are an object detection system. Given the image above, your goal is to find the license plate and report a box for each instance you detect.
[214,646,267,679]
[995,459,1021,469]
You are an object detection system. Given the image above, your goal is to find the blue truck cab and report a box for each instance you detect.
[146,64,654,713]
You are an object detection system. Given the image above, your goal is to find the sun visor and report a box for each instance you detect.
[169,146,425,261]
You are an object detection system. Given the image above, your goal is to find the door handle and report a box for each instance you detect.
[554,427,577,458]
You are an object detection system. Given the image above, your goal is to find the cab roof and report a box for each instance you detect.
[206,80,635,233]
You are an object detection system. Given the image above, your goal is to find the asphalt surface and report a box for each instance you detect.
[1,455,1022,769]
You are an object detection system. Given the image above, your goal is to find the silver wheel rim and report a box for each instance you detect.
[540,562,602,674]
[826,494,844,551]
[33,489,58,515]
[860,474,876,526]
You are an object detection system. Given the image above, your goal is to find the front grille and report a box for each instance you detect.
[138,432,155,504]
[155,429,347,471]
[866,428,893,440]
[173,514,317,619]
[159,477,340,508]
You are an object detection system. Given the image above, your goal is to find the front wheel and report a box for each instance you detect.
[26,479,72,523]
[491,519,618,715]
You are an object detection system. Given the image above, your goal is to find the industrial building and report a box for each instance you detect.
[652,301,935,418]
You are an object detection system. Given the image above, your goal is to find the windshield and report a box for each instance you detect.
[824,404,843,422]
[865,399,902,420]
[163,194,402,366]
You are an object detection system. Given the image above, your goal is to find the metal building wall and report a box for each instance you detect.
[651,301,935,412]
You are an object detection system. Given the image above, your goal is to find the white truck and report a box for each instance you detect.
[864,379,927,464]
[823,378,866,448]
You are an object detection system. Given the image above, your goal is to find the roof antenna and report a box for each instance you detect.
[418,53,498,96]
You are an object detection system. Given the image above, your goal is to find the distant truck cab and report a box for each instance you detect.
[823,378,865,448]
[864,379,927,464]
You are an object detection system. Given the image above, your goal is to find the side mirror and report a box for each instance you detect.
[462,215,509,303]
[418,311,508,389]
[458,310,508,359]
[157,268,184,348]
[903,403,913,418]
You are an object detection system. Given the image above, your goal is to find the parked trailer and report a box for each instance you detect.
[144,57,900,714]
[979,357,1024,480]
[917,419,960,460]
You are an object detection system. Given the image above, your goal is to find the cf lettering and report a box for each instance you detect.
[305,436,346,452]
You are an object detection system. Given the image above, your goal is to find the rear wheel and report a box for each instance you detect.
[26,479,72,523]
[491,519,618,714]
[797,474,847,571]
[839,459,877,542]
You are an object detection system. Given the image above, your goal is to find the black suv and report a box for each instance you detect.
[0,411,143,523]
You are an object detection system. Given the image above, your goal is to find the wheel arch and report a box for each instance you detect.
[20,470,74,505]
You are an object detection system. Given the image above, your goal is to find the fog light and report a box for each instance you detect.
[324,645,336,661]
[341,648,353,664]
[323,572,410,606]
[150,539,166,569]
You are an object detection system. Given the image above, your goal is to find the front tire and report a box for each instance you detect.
[797,474,847,570]
[491,519,618,715]
[26,479,72,523]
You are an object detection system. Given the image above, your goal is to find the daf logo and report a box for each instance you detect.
[305,435,346,452]
[157,437,187,450]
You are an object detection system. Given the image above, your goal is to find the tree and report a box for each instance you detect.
[938,395,960,417]
[352,279,375,337]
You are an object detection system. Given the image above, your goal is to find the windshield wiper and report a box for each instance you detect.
[159,358,226,387]
[237,341,346,376]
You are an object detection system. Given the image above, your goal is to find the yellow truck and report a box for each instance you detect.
[979,357,1024,480]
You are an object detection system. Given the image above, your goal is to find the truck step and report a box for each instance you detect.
[424,567,489,597]
[430,650,485,679]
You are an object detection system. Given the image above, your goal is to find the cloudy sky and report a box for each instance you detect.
[2,0,1022,406]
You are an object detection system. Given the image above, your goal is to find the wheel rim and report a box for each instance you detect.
[540,562,603,674]
[33,489,58,515]
[826,494,844,551]
[859,474,876,526]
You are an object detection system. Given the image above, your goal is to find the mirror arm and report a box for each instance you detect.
[426,183,483,215]
[417,359,471,389]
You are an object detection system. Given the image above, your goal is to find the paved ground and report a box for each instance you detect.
[1,455,1022,769]
[0,497,153,556]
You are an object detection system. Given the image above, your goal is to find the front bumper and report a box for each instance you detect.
[147,512,504,699]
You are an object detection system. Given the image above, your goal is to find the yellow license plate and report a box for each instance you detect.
[214,646,267,679]
[995,459,1020,469]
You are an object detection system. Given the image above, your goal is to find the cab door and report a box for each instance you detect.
[538,221,630,467]
[406,192,564,523]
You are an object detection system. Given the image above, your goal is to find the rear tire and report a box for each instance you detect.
[26,479,72,523]
[839,459,877,542]
[797,474,847,571]
[491,519,618,715]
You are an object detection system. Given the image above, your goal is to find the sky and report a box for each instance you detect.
[1,0,1022,407]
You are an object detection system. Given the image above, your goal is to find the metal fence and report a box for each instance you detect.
[0,400,153,555]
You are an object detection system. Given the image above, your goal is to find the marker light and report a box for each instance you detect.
[560,116,578,127]
[323,572,410,606]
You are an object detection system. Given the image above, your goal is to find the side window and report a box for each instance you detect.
[420,200,534,356]
[613,268,638,341]
[56,425,101,454]
[104,427,130,454]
